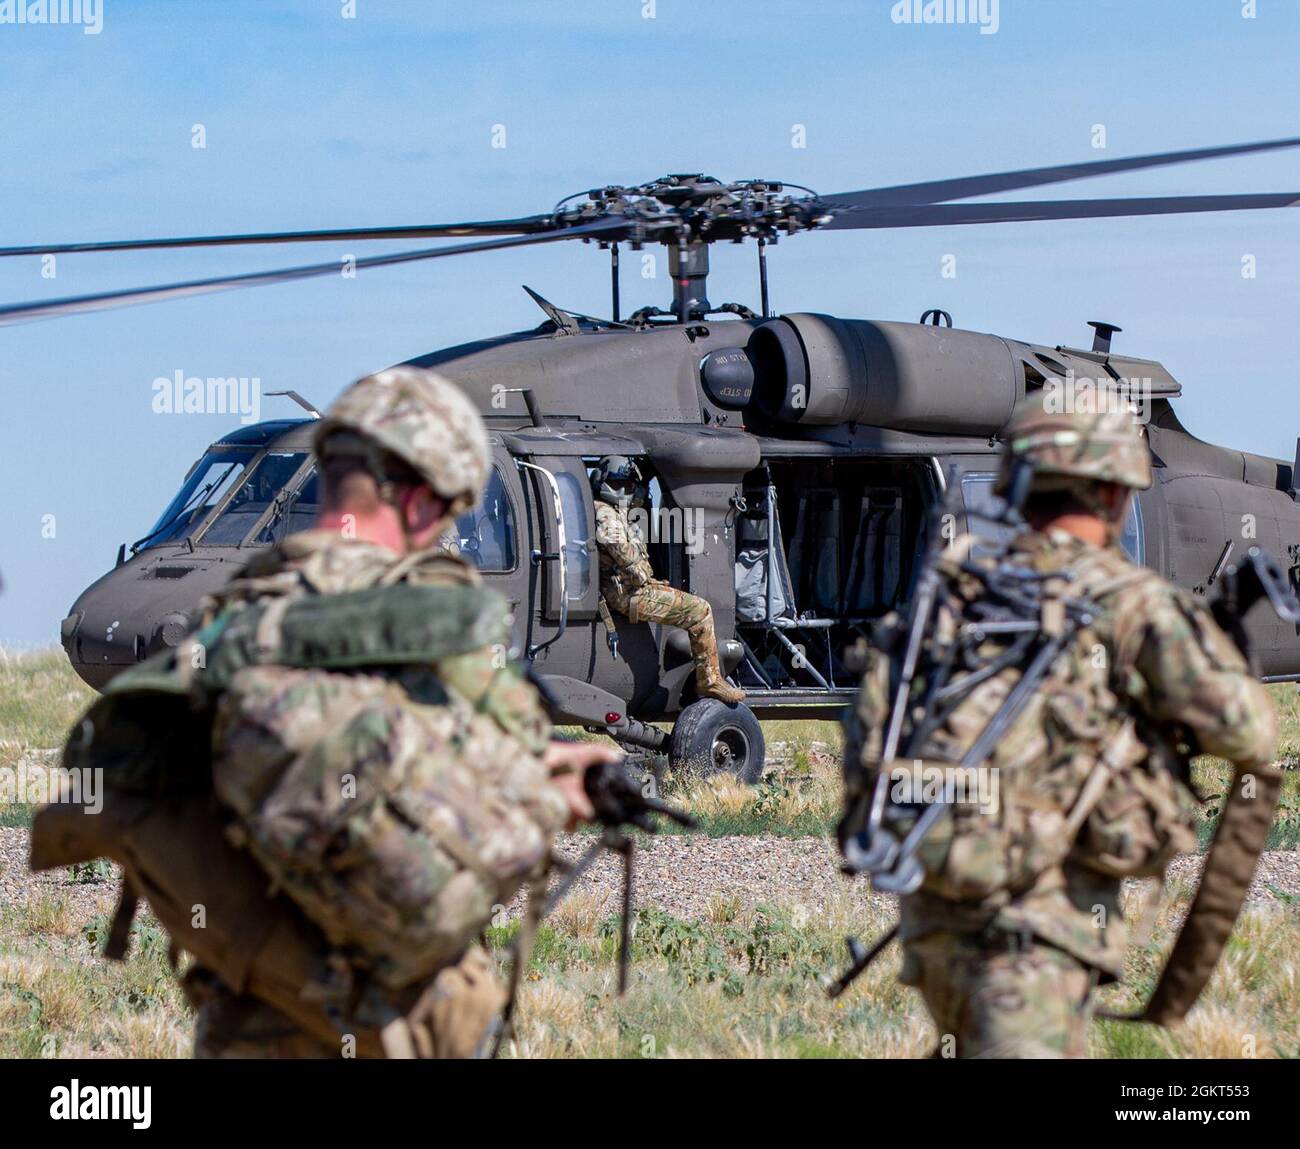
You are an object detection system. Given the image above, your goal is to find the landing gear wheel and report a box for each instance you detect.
[668,699,765,784]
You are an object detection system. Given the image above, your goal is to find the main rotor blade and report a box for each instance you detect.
[0,219,623,326]
[0,216,557,259]
[823,192,1300,230]
[817,136,1300,218]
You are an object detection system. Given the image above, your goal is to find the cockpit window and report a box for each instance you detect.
[255,467,320,545]
[200,451,311,546]
[555,470,591,601]
[444,467,516,572]
[137,450,252,550]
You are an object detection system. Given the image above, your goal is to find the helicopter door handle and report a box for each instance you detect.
[515,458,568,658]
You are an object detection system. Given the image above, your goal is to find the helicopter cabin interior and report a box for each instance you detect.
[564,449,938,698]
[731,456,935,695]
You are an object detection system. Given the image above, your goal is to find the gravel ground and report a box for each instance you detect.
[0,826,121,925]
[528,834,1300,922]
[5,825,1295,938]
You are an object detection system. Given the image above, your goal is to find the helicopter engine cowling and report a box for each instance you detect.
[747,313,1022,434]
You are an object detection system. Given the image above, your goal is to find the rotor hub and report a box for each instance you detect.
[553,174,827,247]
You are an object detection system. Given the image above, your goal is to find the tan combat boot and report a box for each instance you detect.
[687,621,746,704]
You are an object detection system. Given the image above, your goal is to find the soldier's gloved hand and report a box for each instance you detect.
[543,741,622,829]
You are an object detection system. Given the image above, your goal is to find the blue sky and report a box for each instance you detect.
[1,0,1298,645]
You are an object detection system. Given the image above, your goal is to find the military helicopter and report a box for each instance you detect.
[8,137,1300,781]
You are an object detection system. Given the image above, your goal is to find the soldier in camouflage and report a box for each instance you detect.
[592,455,744,704]
[187,366,617,1058]
[842,397,1278,1058]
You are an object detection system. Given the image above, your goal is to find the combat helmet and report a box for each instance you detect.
[593,455,645,505]
[313,367,490,517]
[996,392,1153,497]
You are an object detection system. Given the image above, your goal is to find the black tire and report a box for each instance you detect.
[668,699,765,784]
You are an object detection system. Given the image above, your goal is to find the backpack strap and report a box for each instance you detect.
[254,595,293,660]
[1061,717,1144,840]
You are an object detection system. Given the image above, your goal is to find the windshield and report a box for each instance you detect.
[138,449,253,550]
[201,450,311,546]
[155,457,518,556]
[254,466,320,545]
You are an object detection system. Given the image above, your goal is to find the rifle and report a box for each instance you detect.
[549,759,696,992]
[1209,545,1300,666]
[839,462,1040,881]
[494,757,695,1054]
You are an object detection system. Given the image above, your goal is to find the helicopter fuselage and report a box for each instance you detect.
[62,314,1300,761]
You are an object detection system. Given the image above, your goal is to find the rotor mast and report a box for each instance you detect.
[669,242,711,322]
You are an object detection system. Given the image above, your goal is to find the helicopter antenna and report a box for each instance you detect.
[522,285,581,335]
[757,237,770,319]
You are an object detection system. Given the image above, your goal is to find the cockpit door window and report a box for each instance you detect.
[446,466,518,572]
[959,473,1017,556]
[1119,495,1145,564]
[522,455,598,620]
[555,470,593,602]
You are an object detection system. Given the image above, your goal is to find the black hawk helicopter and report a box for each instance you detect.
[7,138,1300,781]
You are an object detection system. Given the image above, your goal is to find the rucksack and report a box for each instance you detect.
[37,579,566,1003]
[845,535,1200,904]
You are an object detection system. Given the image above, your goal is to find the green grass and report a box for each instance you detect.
[0,805,36,829]
[4,880,1297,1059]
[491,894,1300,1059]
[628,691,1300,848]
[0,647,94,770]
[0,894,189,1059]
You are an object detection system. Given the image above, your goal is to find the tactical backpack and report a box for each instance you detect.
[844,539,1200,906]
[31,579,566,1046]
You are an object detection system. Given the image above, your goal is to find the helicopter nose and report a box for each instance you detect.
[63,599,196,689]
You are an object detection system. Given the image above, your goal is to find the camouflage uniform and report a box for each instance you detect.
[592,461,744,704]
[188,368,567,1058]
[844,400,1278,1059]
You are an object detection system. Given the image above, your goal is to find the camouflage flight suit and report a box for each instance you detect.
[594,499,743,703]
[847,527,1277,1059]
[187,528,560,1058]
